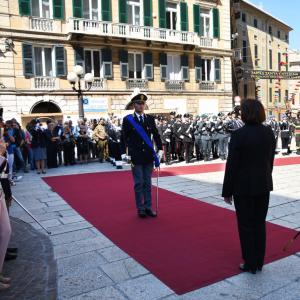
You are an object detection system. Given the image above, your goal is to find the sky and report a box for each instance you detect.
[248,0,300,50]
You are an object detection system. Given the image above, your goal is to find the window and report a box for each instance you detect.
[269,87,272,103]
[128,0,141,26]
[31,0,51,18]
[254,44,258,66]
[269,49,272,69]
[285,34,289,42]
[83,0,99,20]
[242,13,246,23]
[277,30,281,39]
[34,47,53,76]
[201,59,212,81]
[269,26,272,35]
[166,2,177,30]
[128,52,143,78]
[243,40,247,63]
[278,52,281,70]
[278,89,281,102]
[200,8,212,37]
[254,18,258,28]
[84,50,101,77]
[243,84,247,99]
[167,54,181,80]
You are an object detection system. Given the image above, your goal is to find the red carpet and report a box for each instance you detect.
[158,155,300,177]
[44,170,300,295]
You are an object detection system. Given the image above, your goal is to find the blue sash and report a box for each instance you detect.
[126,114,160,168]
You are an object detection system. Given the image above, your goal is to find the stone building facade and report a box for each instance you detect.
[231,0,292,118]
[0,0,233,125]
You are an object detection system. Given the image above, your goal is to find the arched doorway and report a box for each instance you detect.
[21,101,63,128]
[31,101,62,114]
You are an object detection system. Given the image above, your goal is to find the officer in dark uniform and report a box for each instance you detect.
[169,112,177,161]
[158,118,172,165]
[181,114,193,163]
[210,116,219,159]
[194,115,203,161]
[279,115,292,155]
[266,116,280,152]
[201,115,212,161]
[121,91,163,218]
[173,115,184,162]
[216,113,230,160]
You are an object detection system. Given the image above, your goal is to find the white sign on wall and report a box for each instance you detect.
[199,99,219,115]
[164,99,187,114]
[83,98,108,112]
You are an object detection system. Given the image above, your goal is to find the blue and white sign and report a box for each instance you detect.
[83,98,108,113]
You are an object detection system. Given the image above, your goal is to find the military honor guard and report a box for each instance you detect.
[279,115,292,155]
[181,114,193,163]
[158,118,172,165]
[121,90,163,218]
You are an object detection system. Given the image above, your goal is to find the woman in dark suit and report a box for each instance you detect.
[222,99,276,274]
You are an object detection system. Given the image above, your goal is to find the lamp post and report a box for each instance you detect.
[67,65,94,119]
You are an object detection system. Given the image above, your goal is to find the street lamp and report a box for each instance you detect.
[67,65,94,119]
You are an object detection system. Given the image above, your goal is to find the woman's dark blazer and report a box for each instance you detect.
[222,124,276,198]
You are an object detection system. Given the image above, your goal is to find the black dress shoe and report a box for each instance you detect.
[5,252,18,261]
[239,263,256,274]
[145,208,157,217]
[138,210,146,218]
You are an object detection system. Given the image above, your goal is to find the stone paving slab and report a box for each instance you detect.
[7,158,300,300]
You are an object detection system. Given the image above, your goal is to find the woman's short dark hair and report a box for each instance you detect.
[241,99,266,124]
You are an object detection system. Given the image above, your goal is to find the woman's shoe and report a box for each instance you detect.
[0,282,10,291]
[0,274,11,284]
[239,263,256,274]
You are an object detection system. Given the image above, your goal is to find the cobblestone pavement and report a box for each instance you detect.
[1,218,57,300]
[6,156,300,300]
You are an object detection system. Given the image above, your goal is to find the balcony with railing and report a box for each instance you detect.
[33,77,57,90]
[29,17,54,32]
[68,18,213,48]
[165,80,185,91]
[199,81,217,91]
[86,78,107,90]
[126,79,148,90]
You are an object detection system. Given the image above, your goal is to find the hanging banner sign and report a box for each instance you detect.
[244,70,300,80]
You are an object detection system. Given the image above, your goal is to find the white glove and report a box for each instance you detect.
[157,150,164,162]
[121,154,127,161]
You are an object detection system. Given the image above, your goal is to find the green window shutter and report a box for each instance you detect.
[102,0,112,21]
[181,54,189,81]
[53,0,65,20]
[144,52,152,65]
[102,48,113,78]
[213,8,220,39]
[193,4,201,35]
[158,0,166,28]
[74,46,84,66]
[214,58,221,81]
[286,54,288,71]
[144,52,153,79]
[180,2,188,31]
[19,0,31,16]
[160,53,167,80]
[22,44,33,76]
[102,48,112,62]
[181,54,188,67]
[119,0,128,23]
[55,46,66,76]
[160,53,167,65]
[194,55,202,68]
[73,0,82,18]
[119,49,128,79]
[144,0,153,27]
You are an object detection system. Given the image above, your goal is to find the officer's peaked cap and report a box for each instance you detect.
[130,88,148,103]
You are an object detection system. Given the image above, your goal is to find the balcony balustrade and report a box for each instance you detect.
[165,80,185,91]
